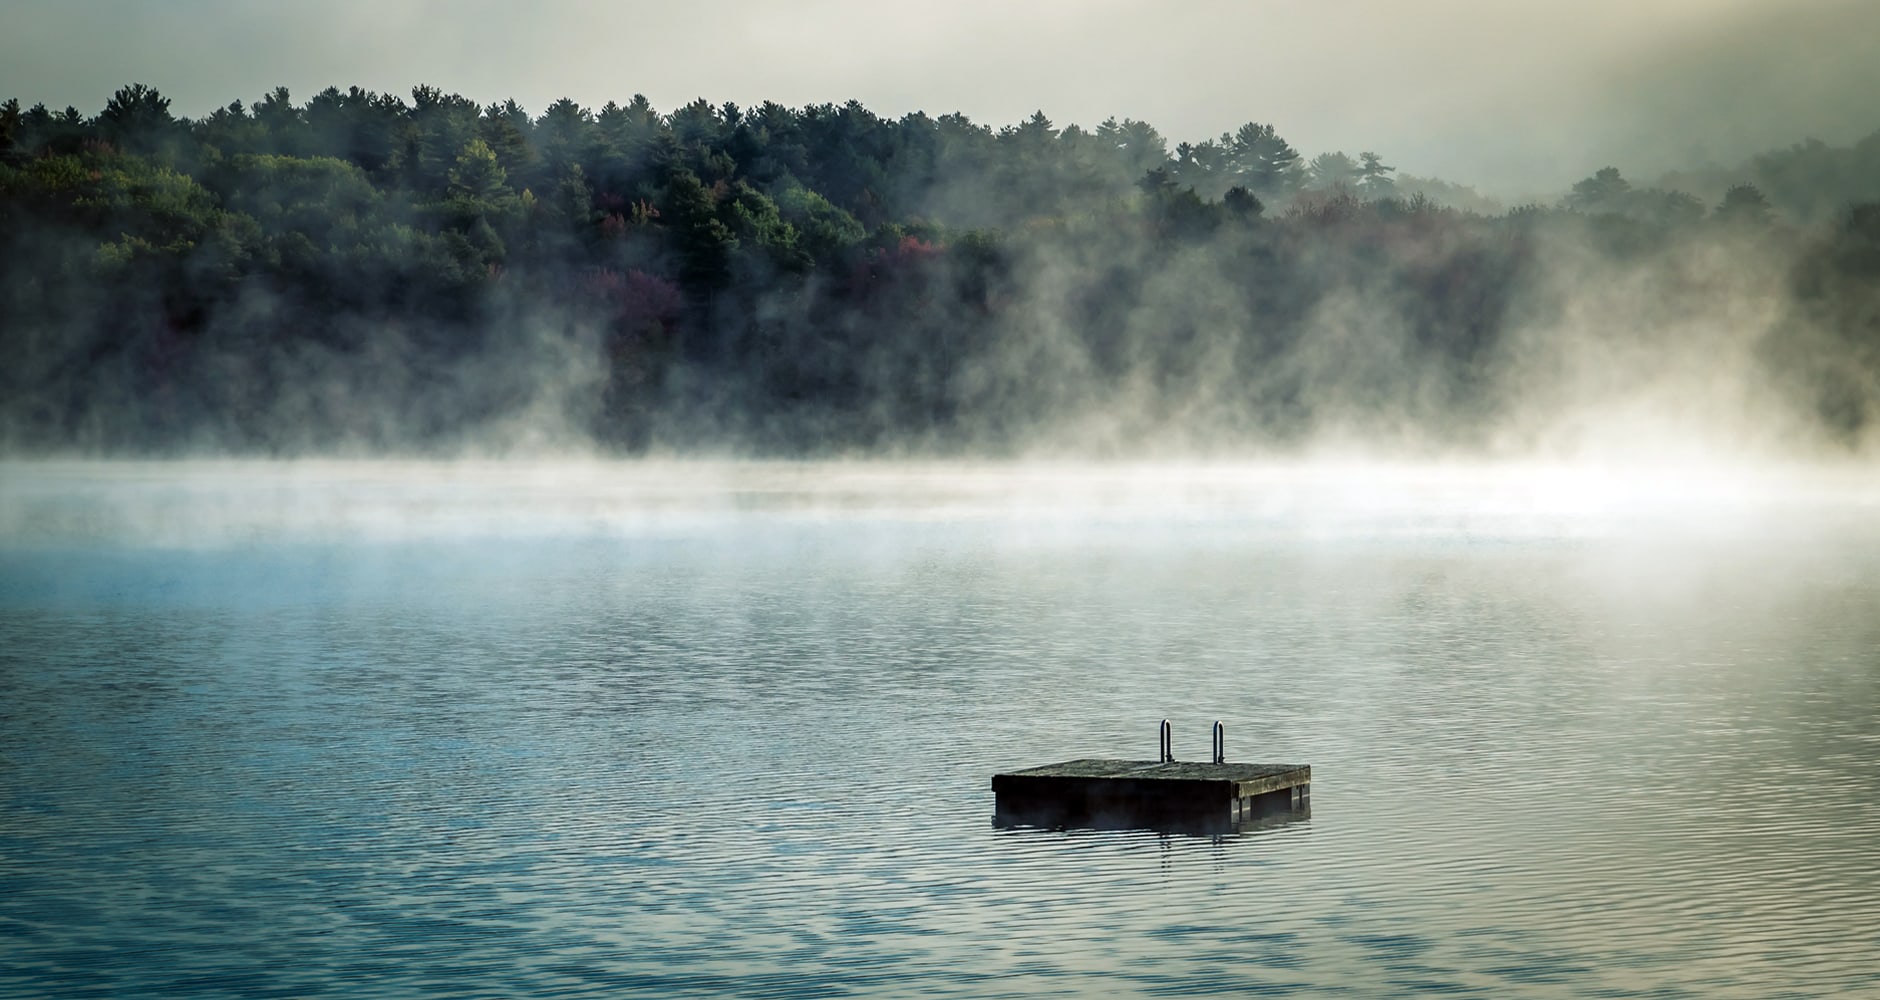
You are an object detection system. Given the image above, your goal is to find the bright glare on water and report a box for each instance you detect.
[2,461,1877,998]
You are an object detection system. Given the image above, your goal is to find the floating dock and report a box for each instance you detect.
[992,722,1309,833]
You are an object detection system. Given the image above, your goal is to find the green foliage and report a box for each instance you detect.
[724,182,809,272]
[1715,183,1773,227]
[1223,186,1263,220]
[5,79,1880,454]
[94,233,169,270]
[663,168,738,288]
[1230,122,1303,200]
[406,85,482,195]
[212,153,382,246]
[447,138,512,202]
[193,101,263,157]
[1392,173,1502,214]
[533,97,597,191]
[1748,133,1880,223]
[340,220,489,295]
[301,86,406,175]
[1307,151,1359,191]
[1096,117,1168,179]
[479,98,536,181]
[1145,180,1220,240]
[99,84,182,158]
[776,184,864,261]
[0,98,20,164]
[0,153,90,205]
[252,86,306,155]
[1357,152,1395,197]
[65,151,224,248]
[1567,166,1632,212]
[1567,166,1703,230]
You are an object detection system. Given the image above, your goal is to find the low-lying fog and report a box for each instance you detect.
[5,457,1876,996]
[3,459,1873,548]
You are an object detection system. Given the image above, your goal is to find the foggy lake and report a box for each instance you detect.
[2,461,1876,998]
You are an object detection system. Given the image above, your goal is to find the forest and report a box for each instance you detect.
[2,83,1878,456]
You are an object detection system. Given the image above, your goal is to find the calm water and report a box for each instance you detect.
[2,462,1877,998]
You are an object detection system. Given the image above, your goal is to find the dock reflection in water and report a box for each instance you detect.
[994,797,1311,836]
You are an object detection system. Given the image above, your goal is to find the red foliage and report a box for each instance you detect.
[850,234,947,295]
[584,268,682,338]
[893,235,943,261]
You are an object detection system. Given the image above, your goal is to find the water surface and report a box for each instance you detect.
[2,461,1876,997]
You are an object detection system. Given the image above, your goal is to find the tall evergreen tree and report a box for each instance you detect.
[1356,151,1395,196]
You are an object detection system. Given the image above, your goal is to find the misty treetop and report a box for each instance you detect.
[2,84,1878,455]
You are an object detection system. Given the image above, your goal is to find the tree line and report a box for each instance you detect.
[1,84,1877,455]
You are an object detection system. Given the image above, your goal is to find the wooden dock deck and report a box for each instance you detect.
[993,758,1310,833]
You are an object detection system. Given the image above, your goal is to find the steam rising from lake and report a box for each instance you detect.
[6,457,1877,995]
[4,460,1872,550]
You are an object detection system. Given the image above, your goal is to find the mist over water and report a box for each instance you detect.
[7,4,1880,992]
[3,458,1872,550]
[2,460,1876,997]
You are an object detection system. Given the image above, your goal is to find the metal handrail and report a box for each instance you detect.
[1212,720,1225,764]
[1159,718,1172,763]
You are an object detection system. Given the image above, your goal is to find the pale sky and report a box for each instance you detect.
[4,0,1876,197]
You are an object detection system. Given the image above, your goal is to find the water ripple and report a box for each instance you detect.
[3,470,1878,997]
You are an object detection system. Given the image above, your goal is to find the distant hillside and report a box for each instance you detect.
[1655,129,1880,224]
[2,85,1878,457]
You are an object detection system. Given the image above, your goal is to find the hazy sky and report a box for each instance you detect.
[4,0,1876,196]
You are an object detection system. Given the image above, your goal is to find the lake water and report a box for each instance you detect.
[2,461,1877,998]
